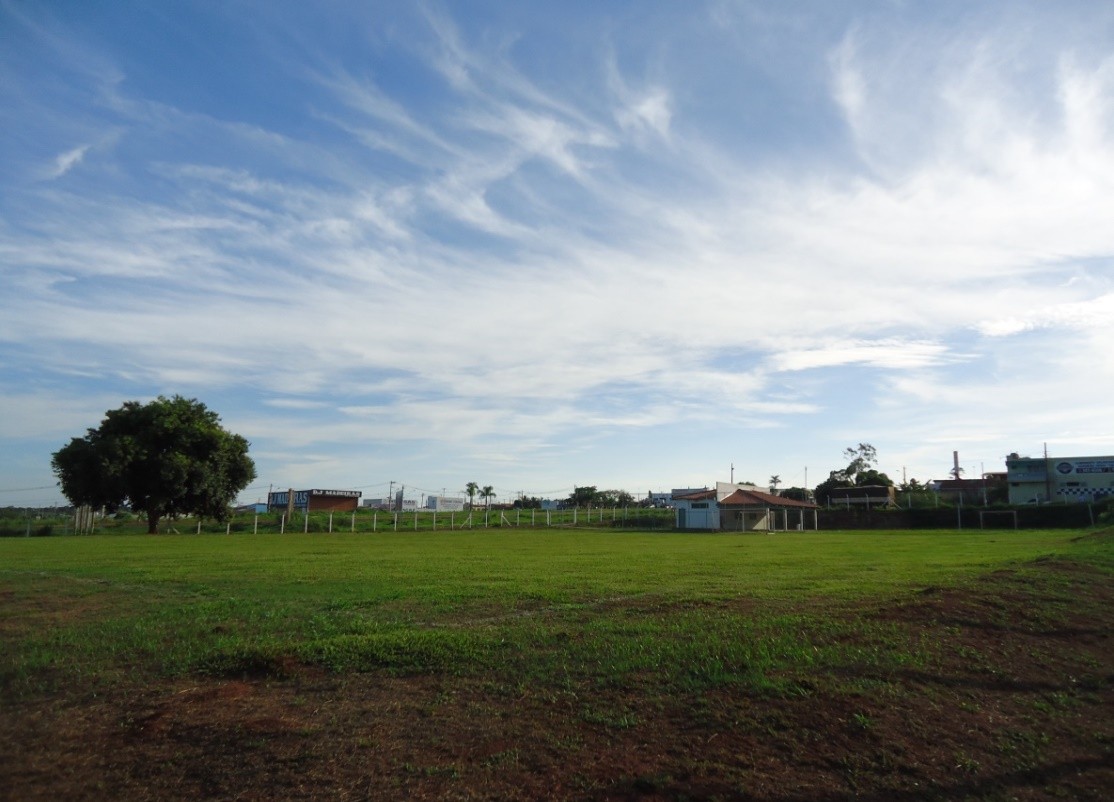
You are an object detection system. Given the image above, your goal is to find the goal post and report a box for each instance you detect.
[978,510,1018,529]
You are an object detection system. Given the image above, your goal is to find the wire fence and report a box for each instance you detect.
[3,505,677,536]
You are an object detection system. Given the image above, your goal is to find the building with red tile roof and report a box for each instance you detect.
[673,483,818,531]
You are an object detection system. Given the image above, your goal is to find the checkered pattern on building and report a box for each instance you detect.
[1057,486,1113,500]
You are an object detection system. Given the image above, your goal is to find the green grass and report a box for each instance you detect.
[1,528,1108,700]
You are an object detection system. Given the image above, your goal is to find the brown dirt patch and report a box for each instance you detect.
[2,559,1111,801]
[0,576,131,639]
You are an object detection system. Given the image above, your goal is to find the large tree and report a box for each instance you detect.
[813,443,893,505]
[779,486,811,502]
[52,396,256,534]
[567,485,599,508]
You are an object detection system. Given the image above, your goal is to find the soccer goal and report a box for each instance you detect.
[978,510,1018,529]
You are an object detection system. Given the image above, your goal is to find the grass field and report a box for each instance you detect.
[2,528,1112,800]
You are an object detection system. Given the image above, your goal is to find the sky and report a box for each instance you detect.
[2,1,1114,509]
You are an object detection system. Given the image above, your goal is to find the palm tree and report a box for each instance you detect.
[480,485,495,509]
[464,482,479,510]
[769,475,782,493]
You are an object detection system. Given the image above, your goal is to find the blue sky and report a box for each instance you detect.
[3,1,1113,508]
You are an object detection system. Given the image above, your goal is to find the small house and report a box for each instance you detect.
[674,482,818,531]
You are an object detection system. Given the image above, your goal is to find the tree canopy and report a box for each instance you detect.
[513,495,543,509]
[565,486,635,507]
[51,396,256,533]
[813,443,893,505]
[778,486,811,502]
[567,486,598,507]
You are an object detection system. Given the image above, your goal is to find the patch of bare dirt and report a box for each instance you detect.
[2,557,1111,801]
[0,578,129,640]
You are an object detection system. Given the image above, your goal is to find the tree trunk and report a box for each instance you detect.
[147,510,160,534]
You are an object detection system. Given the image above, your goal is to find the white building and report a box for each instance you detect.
[425,496,465,512]
[1006,453,1114,504]
[362,496,419,511]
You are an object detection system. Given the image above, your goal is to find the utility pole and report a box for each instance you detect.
[388,481,394,512]
[1043,443,1052,504]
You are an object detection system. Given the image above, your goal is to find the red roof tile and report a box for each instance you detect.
[718,489,817,509]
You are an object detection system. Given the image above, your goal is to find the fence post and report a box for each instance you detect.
[254,514,258,535]
[280,514,285,534]
[329,512,333,533]
[351,512,355,533]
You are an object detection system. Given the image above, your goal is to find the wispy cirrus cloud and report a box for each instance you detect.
[2,1,1113,504]
[976,293,1114,336]
[770,341,958,373]
[46,144,91,178]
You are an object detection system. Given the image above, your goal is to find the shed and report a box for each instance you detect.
[674,487,818,531]
[717,489,818,531]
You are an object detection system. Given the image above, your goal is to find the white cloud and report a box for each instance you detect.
[976,293,1114,336]
[615,87,672,141]
[830,33,865,138]
[4,2,1114,499]
[47,144,91,178]
[0,392,131,440]
[264,398,331,410]
[771,341,957,372]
